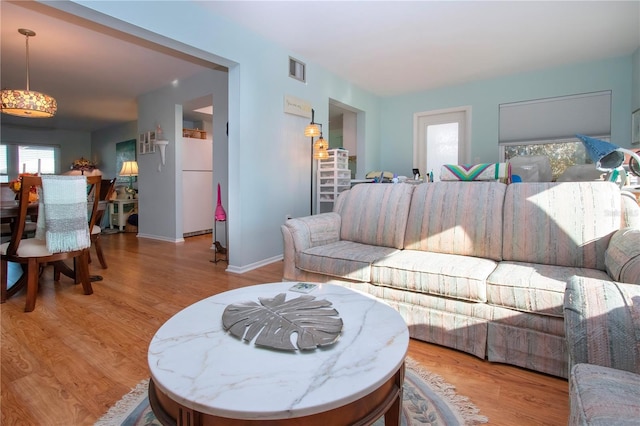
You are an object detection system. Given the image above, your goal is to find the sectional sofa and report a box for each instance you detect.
[281,181,640,378]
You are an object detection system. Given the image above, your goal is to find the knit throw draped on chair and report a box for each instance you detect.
[35,176,91,253]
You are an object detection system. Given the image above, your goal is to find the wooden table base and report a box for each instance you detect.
[149,362,404,426]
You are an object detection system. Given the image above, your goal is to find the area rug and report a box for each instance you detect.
[95,357,487,426]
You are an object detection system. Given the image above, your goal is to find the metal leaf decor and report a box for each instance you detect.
[222,293,343,351]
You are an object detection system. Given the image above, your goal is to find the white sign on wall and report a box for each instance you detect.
[284,95,312,119]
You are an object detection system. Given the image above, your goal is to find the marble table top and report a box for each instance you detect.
[148,282,409,420]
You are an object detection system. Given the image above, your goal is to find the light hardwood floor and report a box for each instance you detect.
[1,233,568,425]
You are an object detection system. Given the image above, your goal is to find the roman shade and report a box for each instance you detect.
[499,91,611,144]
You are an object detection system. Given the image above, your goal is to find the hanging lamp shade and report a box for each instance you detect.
[313,136,329,159]
[304,123,321,137]
[1,29,57,118]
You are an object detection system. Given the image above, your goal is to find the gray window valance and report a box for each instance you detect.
[499,91,611,144]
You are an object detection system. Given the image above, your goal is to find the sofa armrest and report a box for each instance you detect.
[281,213,341,281]
[605,227,640,284]
[564,276,640,374]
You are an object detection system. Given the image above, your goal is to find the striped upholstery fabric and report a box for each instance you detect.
[488,324,568,378]
[367,284,491,359]
[371,250,497,302]
[298,240,399,282]
[336,183,415,249]
[489,304,569,378]
[487,261,611,317]
[283,213,341,252]
[404,182,506,261]
[621,191,640,229]
[503,182,621,270]
[569,364,640,425]
[564,276,640,374]
[605,228,640,284]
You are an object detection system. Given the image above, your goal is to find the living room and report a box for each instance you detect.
[1,2,639,423]
[2,1,638,274]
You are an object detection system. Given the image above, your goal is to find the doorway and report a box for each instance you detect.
[414,107,471,181]
[329,100,362,179]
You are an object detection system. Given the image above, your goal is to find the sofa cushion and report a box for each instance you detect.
[487,261,611,318]
[503,182,621,270]
[564,276,640,374]
[335,183,414,249]
[605,227,640,284]
[368,284,492,359]
[371,250,497,302]
[298,240,399,282]
[569,364,640,425]
[404,182,506,261]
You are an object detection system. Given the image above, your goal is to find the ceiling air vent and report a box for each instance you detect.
[289,57,306,83]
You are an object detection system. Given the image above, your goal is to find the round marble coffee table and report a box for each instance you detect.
[147,282,409,425]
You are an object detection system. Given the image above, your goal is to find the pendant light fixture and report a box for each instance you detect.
[1,28,57,118]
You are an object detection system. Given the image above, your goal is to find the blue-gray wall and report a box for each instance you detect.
[91,121,138,181]
[57,0,381,271]
[379,55,634,175]
[1,126,92,174]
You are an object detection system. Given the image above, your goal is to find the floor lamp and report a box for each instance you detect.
[304,109,328,215]
[577,134,640,187]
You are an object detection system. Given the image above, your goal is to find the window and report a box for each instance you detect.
[499,91,611,181]
[501,138,593,181]
[0,144,59,182]
[0,145,7,182]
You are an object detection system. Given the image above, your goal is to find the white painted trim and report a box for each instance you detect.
[136,233,185,244]
[225,255,283,274]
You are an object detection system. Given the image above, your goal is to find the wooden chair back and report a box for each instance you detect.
[1,182,16,203]
[7,175,101,255]
[1,175,101,311]
[90,178,116,230]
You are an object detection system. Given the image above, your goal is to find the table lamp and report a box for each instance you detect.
[576,134,640,187]
[119,160,138,196]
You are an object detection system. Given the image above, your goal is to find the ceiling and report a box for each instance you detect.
[1,1,638,134]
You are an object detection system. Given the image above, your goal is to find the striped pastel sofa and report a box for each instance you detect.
[281,181,640,378]
[564,275,640,424]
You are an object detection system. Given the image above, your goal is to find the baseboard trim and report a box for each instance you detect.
[225,254,283,274]
[136,233,185,243]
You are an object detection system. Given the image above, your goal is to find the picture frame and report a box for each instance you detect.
[138,133,147,154]
[633,108,640,145]
[138,130,156,154]
[147,131,156,153]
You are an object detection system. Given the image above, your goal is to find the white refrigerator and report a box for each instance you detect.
[182,137,213,236]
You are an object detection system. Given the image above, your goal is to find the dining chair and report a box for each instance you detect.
[1,182,38,241]
[0,175,100,312]
[89,178,116,269]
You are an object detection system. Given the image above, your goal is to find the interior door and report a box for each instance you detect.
[414,108,470,181]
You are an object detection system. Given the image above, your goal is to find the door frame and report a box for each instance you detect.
[413,106,472,177]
